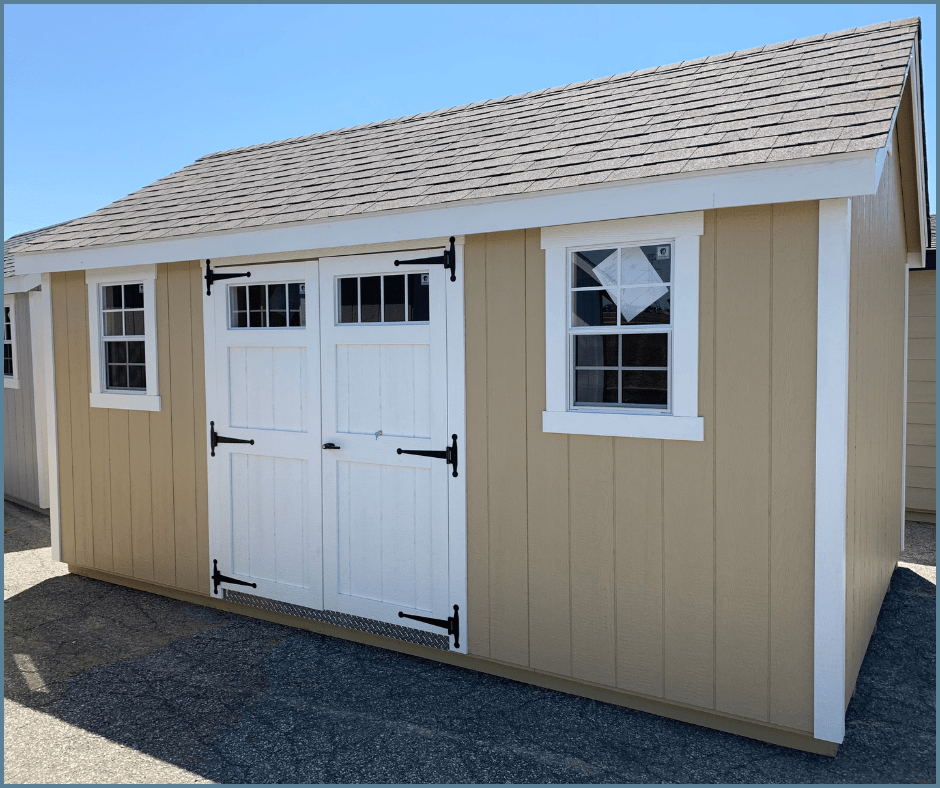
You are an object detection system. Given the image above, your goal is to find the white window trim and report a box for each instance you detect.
[86,264,161,411]
[541,211,704,441]
[4,295,20,389]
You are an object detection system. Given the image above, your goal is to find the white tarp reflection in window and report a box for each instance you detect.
[574,247,668,324]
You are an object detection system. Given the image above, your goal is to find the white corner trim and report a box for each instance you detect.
[541,211,704,249]
[89,391,162,412]
[3,273,41,294]
[15,150,882,275]
[4,376,19,389]
[814,197,852,744]
[39,274,61,560]
[907,251,925,269]
[543,410,703,441]
[28,290,50,509]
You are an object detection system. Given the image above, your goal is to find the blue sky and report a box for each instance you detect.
[4,4,936,241]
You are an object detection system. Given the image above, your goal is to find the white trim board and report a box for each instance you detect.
[39,273,61,561]
[16,149,885,275]
[29,290,50,509]
[3,273,41,294]
[813,197,852,744]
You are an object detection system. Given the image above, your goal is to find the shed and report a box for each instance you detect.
[3,224,68,511]
[905,214,936,521]
[13,18,931,755]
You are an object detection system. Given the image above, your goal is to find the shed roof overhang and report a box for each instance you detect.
[14,147,893,276]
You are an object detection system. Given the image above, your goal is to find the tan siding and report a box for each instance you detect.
[51,262,210,595]
[484,230,530,666]
[906,269,935,516]
[715,205,772,722]
[464,206,817,731]
[524,228,572,677]
[845,131,907,701]
[4,292,41,507]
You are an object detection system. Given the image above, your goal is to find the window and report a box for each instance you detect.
[87,265,161,411]
[3,297,18,389]
[541,212,705,441]
[336,273,429,324]
[229,282,306,328]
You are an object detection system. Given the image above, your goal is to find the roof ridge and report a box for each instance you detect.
[193,16,919,164]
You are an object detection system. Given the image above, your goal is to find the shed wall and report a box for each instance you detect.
[4,291,42,508]
[51,263,210,593]
[464,203,818,732]
[843,132,907,704]
[905,268,936,518]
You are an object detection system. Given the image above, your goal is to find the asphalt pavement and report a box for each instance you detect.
[4,501,936,783]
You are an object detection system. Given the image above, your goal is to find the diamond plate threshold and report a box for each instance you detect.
[223,589,451,651]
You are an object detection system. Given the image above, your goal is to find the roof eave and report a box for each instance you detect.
[16,147,885,276]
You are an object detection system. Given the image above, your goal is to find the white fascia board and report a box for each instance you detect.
[3,273,42,293]
[909,40,928,254]
[16,148,881,276]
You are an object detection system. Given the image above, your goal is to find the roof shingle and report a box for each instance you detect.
[17,18,921,256]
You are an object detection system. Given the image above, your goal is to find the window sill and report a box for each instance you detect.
[542,410,703,441]
[4,376,19,389]
[90,392,162,412]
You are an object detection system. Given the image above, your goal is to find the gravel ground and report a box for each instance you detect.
[4,501,936,784]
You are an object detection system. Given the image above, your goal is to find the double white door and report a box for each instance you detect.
[205,250,461,647]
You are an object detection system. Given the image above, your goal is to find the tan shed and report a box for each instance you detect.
[13,18,931,757]
[905,215,935,521]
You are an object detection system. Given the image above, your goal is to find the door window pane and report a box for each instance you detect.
[384,275,406,322]
[248,285,267,327]
[339,278,358,323]
[407,273,430,322]
[230,282,306,328]
[360,276,381,323]
[288,283,306,327]
[268,284,287,327]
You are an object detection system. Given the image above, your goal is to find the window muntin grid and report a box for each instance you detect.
[4,306,13,377]
[569,243,672,411]
[229,283,306,328]
[101,283,146,391]
[337,273,429,324]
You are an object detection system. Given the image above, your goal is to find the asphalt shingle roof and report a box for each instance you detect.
[17,17,921,256]
[4,222,73,276]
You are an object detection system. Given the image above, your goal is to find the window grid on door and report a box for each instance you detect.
[337,273,430,324]
[229,282,306,329]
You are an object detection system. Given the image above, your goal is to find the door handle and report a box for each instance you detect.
[322,443,341,450]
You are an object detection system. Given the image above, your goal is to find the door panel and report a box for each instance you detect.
[205,260,322,609]
[320,251,451,640]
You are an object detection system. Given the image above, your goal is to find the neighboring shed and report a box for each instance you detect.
[905,213,936,520]
[3,223,69,510]
[13,18,931,755]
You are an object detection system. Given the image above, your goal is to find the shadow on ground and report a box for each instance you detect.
[4,507,936,783]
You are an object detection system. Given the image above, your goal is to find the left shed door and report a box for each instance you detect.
[204,260,322,607]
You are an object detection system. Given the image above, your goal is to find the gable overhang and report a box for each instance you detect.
[17,146,891,276]
[2,272,42,294]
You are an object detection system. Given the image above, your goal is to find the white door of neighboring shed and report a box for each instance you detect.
[204,260,323,609]
[319,249,464,650]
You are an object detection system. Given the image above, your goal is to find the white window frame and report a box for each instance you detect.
[4,295,19,389]
[541,211,704,441]
[87,264,161,411]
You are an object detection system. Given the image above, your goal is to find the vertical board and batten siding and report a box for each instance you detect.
[844,133,908,703]
[465,204,818,732]
[51,262,211,595]
[3,292,42,508]
[905,268,936,518]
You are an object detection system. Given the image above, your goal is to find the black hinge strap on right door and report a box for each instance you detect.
[210,421,255,457]
[398,605,459,648]
[212,559,257,595]
[396,434,458,477]
[205,259,252,295]
[393,237,456,282]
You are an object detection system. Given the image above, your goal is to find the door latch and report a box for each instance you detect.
[322,443,341,450]
[396,434,458,477]
[210,421,255,457]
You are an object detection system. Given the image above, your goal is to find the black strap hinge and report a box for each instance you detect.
[396,434,458,477]
[205,259,251,296]
[210,421,255,457]
[212,559,257,596]
[398,605,460,648]
[393,237,456,282]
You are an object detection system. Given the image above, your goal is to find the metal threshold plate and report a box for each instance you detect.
[222,589,451,651]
